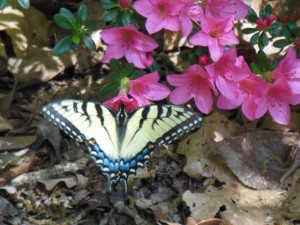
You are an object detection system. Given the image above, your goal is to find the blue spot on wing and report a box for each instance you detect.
[88,138,155,188]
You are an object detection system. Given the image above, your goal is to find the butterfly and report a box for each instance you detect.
[41,100,203,192]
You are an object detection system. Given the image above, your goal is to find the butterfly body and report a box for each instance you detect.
[42,100,203,190]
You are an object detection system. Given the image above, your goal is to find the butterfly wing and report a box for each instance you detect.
[118,104,203,181]
[41,100,121,178]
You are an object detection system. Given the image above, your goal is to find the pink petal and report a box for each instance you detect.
[255,95,269,119]
[169,86,193,104]
[179,15,193,37]
[145,83,171,100]
[215,76,239,99]
[189,31,209,46]
[131,72,159,85]
[125,47,148,69]
[207,38,223,61]
[269,100,290,125]
[133,0,157,17]
[218,16,235,33]
[217,94,242,110]
[194,84,213,114]
[146,17,166,34]
[164,16,181,32]
[133,33,158,51]
[167,73,193,86]
[101,44,125,63]
[101,28,124,44]
[241,95,257,120]
[219,31,239,46]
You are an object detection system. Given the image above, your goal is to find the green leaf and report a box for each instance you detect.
[17,0,30,9]
[242,28,258,34]
[288,21,299,37]
[122,11,132,26]
[268,22,282,37]
[257,50,268,70]
[273,39,292,48]
[281,25,293,39]
[59,8,74,21]
[258,32,268,49]
[259,7,266,18]
[77,4,88,22]
[99,82,119,96]
[250,32,259,45]
[85,20,97,29]
[128,70,144,80]
[262,32,269,46]
[110,59,123,74]
[250,62,261,74]
[247,7,258,22]
[102,0,118,10]
[54,14,73,29]
[83,36,96,51]
[122,63,134,77]
[53,35,73,56]
[265,5,273,17]
[103,8,119,21]
[71,34,81,44]
[0,0,8,9]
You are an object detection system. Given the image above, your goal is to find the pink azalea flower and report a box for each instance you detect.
[205,48,251,99]
[167,64,217,114]
[189,15,239,61]
[256,15,276,30]
[270,47,300,94]
[133,0,185,34]
[129,72,170,106]
[255,78,300,125]
[104,89,139,112]
[217,73,267,120]
[101,25,158,69]
[202,0,248,20]
[178,0,203,36]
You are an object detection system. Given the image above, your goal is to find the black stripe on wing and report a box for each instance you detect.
[154,105,203,146]
[41,101,87,142]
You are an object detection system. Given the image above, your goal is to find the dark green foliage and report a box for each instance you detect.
[53,4,97,56]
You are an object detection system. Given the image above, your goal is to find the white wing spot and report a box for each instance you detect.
[96,159,103,164]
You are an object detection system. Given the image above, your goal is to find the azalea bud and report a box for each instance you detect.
[119,0,131,8]
[199,55,210,66]
[294,39,300,47]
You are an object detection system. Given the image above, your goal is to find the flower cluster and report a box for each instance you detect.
[100,1,300,125]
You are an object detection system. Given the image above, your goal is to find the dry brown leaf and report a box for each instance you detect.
[0,155,42,186]
[177,112,244,180]
[183,183,288,225]
[0,2,49,58]
[8,46,76,85]
[0,114,12,132]
[212,130,296,189]
[38,174,89,191]
[0,136,37,151]
[9,158,89,187]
